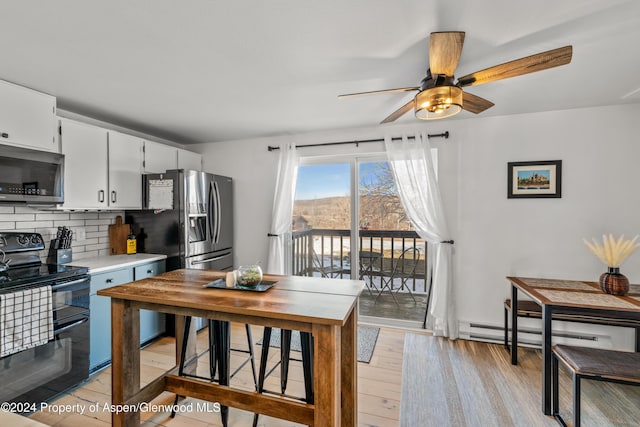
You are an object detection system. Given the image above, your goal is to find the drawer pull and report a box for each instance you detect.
[106,279,113,283]
[147,270,152,274]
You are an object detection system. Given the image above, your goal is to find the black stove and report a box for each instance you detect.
[0,231,91,411]
[0,263,88,288]
[0,231,88,290]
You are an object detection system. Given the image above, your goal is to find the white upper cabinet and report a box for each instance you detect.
[107,131,143,209]
[59,119,143,209]
[177,148,202,171]
[59,118,109,209]
[0,79,57,152]
[143,140,177,173]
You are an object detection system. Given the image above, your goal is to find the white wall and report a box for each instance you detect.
[193,103,640,349]
[196,137,280,266]
[451,104,640,349]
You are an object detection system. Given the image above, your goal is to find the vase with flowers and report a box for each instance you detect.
[583,234,639,295]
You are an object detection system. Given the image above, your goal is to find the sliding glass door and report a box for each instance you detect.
[292,155,429,324]
[292,161,352,278]
[358,160,427,323]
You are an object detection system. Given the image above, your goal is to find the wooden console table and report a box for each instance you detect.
[506,276,640,415]
[98,269,364,426]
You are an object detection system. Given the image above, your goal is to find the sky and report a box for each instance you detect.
[517,169,551,179]
[295,162,381,200]
[295,163,350,200]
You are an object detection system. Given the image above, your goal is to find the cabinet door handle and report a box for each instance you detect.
[1,132,8,138]
[98,190,105,203]
[147,270,152,274]
[111,191,117,203]
[106,278,113,283]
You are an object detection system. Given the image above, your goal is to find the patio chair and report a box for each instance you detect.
[312,249,348,278]
[376,247,420,304]
[359,250,383,297]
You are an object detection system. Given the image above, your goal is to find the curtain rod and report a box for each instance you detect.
[267,131,449,151]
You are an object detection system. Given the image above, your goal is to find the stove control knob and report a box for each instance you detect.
[17,234,30,246]
[31,234,42,245]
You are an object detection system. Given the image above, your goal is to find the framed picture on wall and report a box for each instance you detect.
[507,160,562,199]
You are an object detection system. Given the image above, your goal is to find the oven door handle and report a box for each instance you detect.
[51,276,90,291]
[54,317,88,335]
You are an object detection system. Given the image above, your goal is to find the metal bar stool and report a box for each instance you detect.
[171,317,258,426]
[252,327,314,427]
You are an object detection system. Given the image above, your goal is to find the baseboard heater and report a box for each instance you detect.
[458,321,607,349]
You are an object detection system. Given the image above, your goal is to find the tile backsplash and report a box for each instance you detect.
[0,205,124,262]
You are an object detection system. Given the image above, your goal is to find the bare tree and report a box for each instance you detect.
[359,163,410,230]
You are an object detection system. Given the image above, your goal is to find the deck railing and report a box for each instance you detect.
[291,228,429,294]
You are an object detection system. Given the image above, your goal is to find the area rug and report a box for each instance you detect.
[256,326,380,363]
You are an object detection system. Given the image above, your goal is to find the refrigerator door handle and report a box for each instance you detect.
[213,181,222,244]
[190,252,232,265]
[207,181,214,242]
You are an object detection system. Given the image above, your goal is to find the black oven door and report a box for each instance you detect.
[0,311,89,413]
[52,275,90,323]
[0,277,90,412]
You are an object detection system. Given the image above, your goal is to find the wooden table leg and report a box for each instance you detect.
[341,307,357,427]
[313,323,340,426]
[111,299,141,427]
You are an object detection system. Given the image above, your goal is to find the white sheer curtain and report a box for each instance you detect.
[266,143,298,275]
[384,133,457,339]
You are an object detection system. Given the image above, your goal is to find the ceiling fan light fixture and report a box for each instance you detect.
[415,85,463,120]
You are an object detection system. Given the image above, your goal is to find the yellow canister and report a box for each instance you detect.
[126,232,137,254]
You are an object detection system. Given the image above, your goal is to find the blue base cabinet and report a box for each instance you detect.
[89,267,133,371]
[134,261,166,344]
[89,259,166,372]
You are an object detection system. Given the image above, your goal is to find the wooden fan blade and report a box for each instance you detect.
[381,99,414,123]
[338,87,419,98]
[457,45,573,87]
[429,31,465,76]
[462,91,495,114]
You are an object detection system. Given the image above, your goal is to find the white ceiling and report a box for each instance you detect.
[1,0,639,144]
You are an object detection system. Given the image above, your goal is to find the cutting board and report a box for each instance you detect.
[108,215,130,255]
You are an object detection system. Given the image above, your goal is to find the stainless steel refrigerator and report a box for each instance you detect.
[126,169,234,272]
[126,170,234,332]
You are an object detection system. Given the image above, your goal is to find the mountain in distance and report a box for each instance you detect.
[293,195,411,231]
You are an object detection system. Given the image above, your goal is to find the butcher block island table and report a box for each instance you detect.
[97,269,364,427]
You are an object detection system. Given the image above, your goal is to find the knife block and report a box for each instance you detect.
[48,247,72,264]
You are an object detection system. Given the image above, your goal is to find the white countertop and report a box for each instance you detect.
[69,253,167,274]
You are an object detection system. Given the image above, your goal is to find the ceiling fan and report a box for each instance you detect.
[338,32,573,123]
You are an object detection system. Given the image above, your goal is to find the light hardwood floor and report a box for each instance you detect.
[400,334,640,427]
[28,324,640,426]
[29,323,406,427]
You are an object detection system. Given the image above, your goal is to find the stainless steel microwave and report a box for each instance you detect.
[0,144,64,204]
